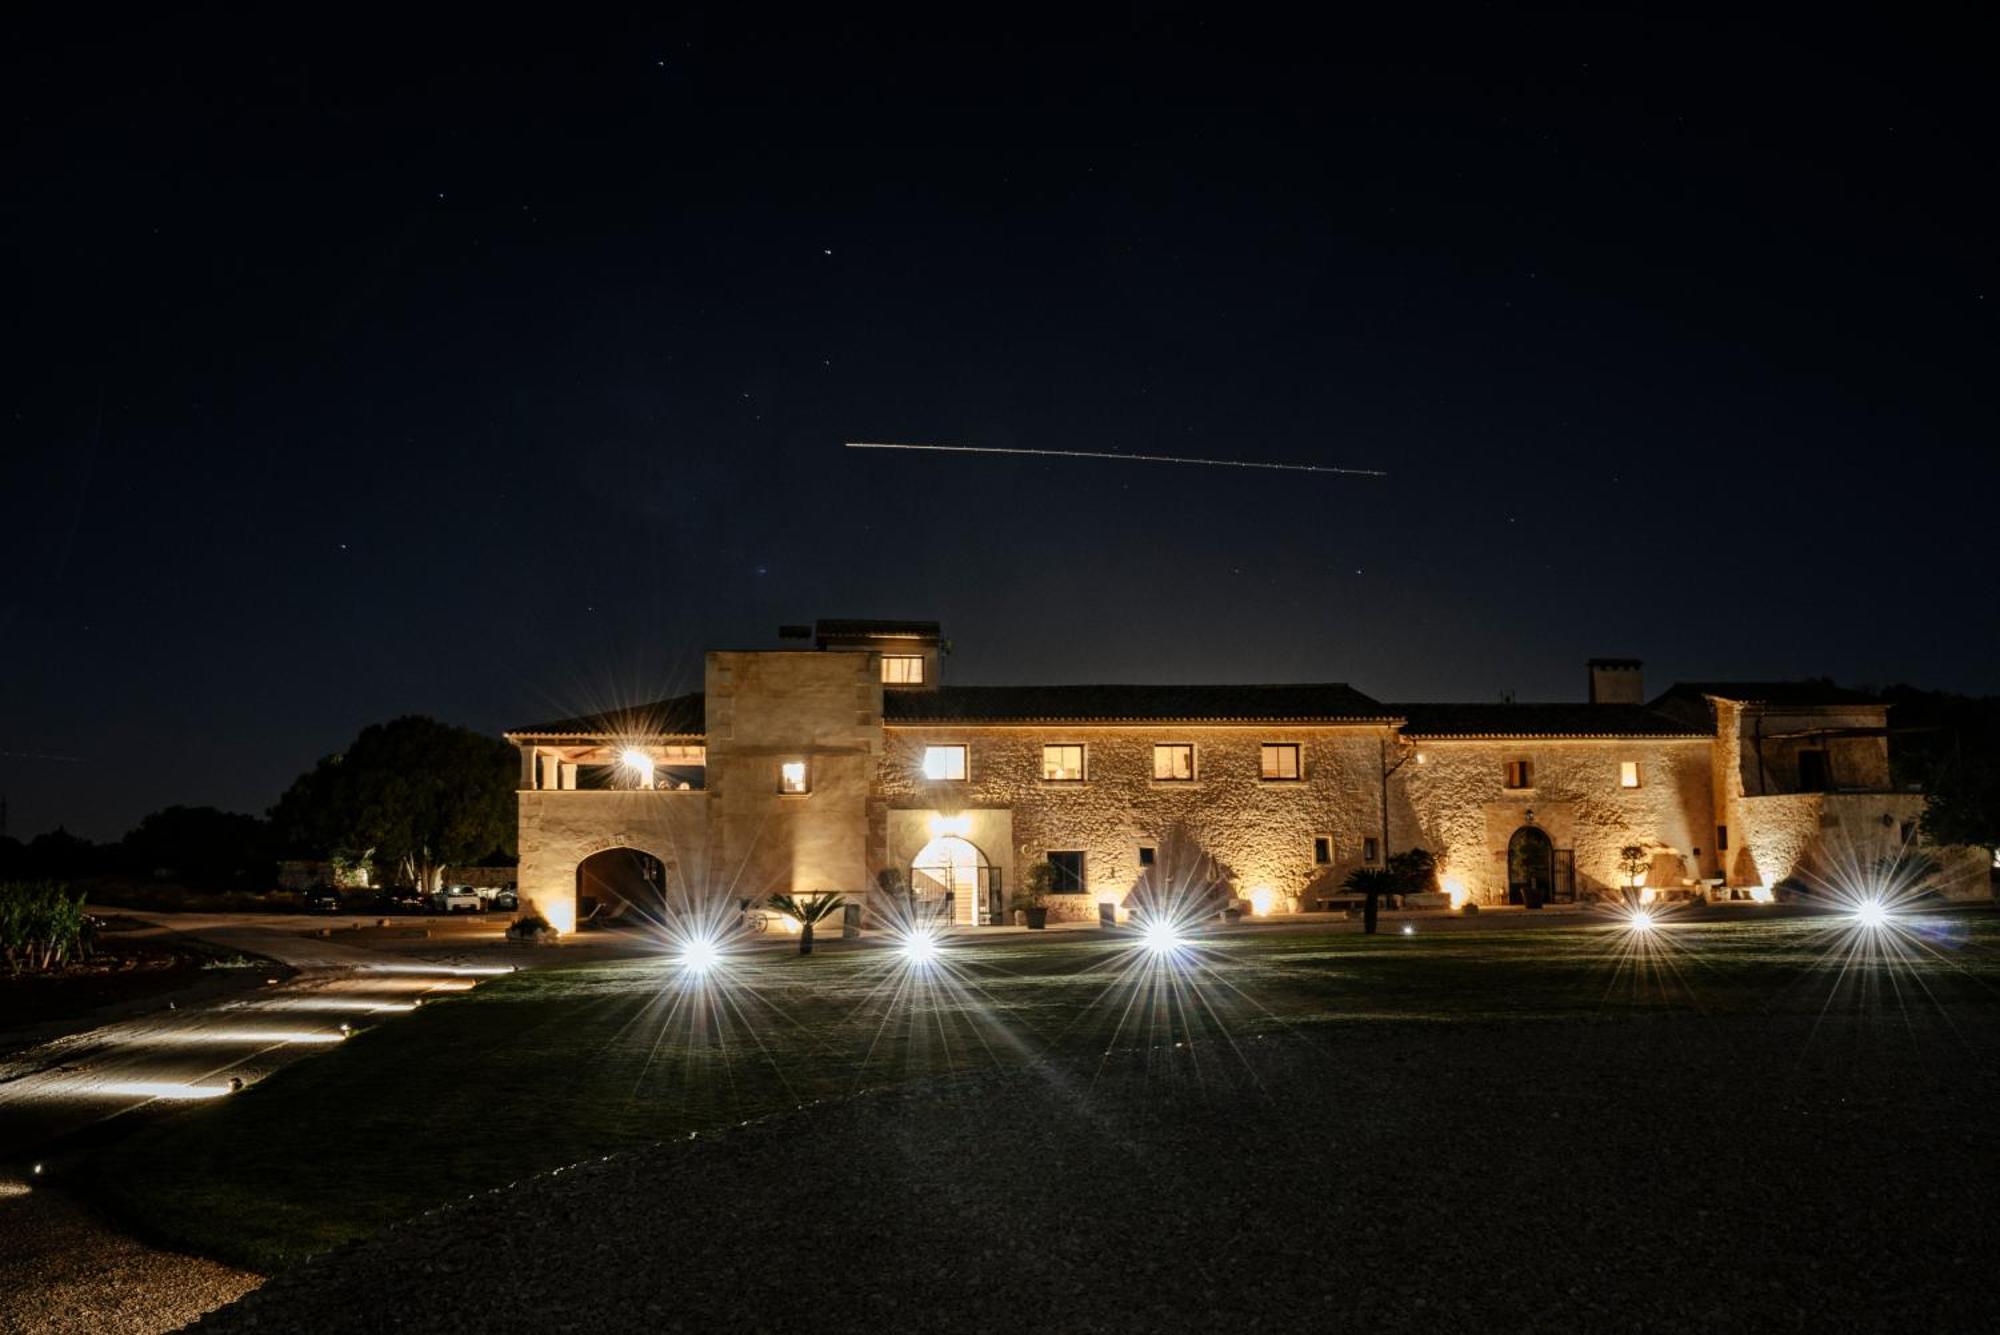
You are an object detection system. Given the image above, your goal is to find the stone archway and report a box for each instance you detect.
[575,846,666,928]
[910,835,990,927]
[1507,826,1554,909]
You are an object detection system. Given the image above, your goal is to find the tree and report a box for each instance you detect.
[1882,687,2000,852]
[768,891,844,956]
[120,805,274,890]
[1342,866,1399,935]
[269,716,517,891]
[1618,845,1650,905]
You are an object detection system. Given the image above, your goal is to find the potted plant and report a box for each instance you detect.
[1011,860,1055,929]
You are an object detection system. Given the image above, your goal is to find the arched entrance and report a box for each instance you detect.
[910,835,990,927]
[575,847,666,928]
[1507,826,1554,909]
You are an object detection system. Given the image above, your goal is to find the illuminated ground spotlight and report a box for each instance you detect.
[1140,919,1190,957]
[898,928,943,965]
[1629,910,1656,932]
[92,1080,238,1101]
[361,964,515,977]
[142,1029,348,1046]
[1851,898,1892,929]
[1400,923,1415,936]
[678,935,723,974]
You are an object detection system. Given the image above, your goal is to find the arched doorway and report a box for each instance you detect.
[575,847,666,928]
[1507,826,1554,909]
[910,835,990,927]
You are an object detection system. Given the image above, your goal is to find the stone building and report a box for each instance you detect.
[503,624,1983,932]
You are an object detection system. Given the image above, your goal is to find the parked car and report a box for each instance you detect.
[435,885,482,913]
[303,886,345,914]
[490,887,519,912]
[380,887,429,914]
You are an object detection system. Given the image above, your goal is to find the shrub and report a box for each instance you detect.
[0,880,89,974]
[506,911,555,943]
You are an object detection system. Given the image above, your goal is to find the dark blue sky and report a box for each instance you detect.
[6,8,1996,838]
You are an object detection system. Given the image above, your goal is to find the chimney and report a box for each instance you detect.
[1588,658,1643,704]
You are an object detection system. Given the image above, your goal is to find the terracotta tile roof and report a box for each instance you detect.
[1392,702,1709,739]
[504,692,706,738]
[884,683,1396,724]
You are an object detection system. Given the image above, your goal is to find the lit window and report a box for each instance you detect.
[921,745,967,781]
[1153,744,1195,781]
[778,760,809,794]
[1313,835,1333,865]
[1047,851,1086,894]
[1042,744,1085,782]
[1619,760,1641,789]
[881,655,924,685]
[1504,759,1532,789]
[1260,743,1302,780]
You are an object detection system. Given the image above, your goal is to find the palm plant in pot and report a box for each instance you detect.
[1011,860,1055,929]
[767,891,844,955]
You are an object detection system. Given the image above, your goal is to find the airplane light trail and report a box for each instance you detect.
[844,441,1386,477]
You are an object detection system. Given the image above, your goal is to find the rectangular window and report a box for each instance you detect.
[1153,743,1195,781]
[1619,760,1641,789]
[1041,744,1086,782]
[1260,743,1302,781]
[881,655,924,685]
[778,760,809,794]
[921,744,967,781]
[1312,835,1333,865]
[1362,837,1380,863]
[1137,845,1156,868]
[1504,759,1533,789]
[1717,824,1728,851]
[1047,850,1086,894]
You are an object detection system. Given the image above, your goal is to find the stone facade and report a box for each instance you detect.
[502,627,1988,929]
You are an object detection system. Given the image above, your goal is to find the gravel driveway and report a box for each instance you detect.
[187,1008,1998,1333]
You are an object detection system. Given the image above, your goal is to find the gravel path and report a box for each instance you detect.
[0,1182,259,1334]
[189,1010,1997,1332]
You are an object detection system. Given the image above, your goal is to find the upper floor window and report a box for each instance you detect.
[1260,743,1302,781]
[1619,760,1642,789]
[881,655,925,685]
[1504,759,1533,789]
[778,760,810,794]
[1041,744,1086,782]
[921,744,968,781]
[1153,743,1196,782]
[1137,845,1156,868]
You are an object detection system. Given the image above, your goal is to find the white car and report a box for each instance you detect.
[435,886,482,913]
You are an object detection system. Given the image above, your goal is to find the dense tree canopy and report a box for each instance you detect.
[270,716,517,891]
[119,805,274,890]
[1883,687,2000,852]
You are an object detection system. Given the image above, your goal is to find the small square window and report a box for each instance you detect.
[778,760,809,794]
[1042,744,1086,782]
[1362,837,1380,863]
[921,744,967,781]
[1619,760,1641,789]
[1137,845,1156,868]
[881,655,924,685]
[1312,835,1333,865]
[1047,850,1086,894]
[1260,743,1302,781]
[1504,759,1533,789]
[1153,744,1195,781]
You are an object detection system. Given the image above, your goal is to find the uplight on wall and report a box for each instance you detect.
[1248,885,1277,917]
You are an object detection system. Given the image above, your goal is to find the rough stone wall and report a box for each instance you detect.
[707,651,881,905]
[1396,738,1714,903]
[516,789,710,931]
[877,726,1394,920]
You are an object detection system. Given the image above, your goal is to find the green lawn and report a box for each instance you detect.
[83,910,2000,1272]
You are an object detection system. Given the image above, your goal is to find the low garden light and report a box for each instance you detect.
[1141,921,1186,956]
[899,929,942,965]
[680,936,722,974]
[1629,910,1656,932]
[1400,923,1415,936]
[1852,899,1891,929]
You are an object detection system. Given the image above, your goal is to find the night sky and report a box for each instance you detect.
[7,9,1995,839]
